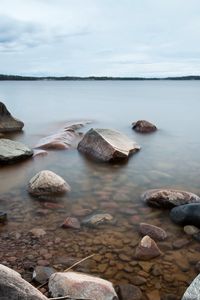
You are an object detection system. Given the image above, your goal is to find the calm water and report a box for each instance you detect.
[1,80,200,299]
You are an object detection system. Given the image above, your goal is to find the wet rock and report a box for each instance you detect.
[0,139,33,164]
[116,283,142,300]
[146,289,160,300]
[132,120,157,133]
[61,217,80,229]
[142,189,200,208]
[33,149,48,157]
[170,203,200,227]
[195,261,200,272]
[135,235,162,260]
[82,213,114,227]
[139,223,167,241]
[28,170,70,196]
[0,211,7,223]
[0,264,48,300]
[182,273,200,300]
[0,102,24,132]
[33,266,55,284]
[48,271,118,300]
[172,238,189,249]
[78,128,140,162]
[132,275,147,285]
[184,225,200,235]
[30,228,46,238]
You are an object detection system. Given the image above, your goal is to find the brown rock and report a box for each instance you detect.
[146,289,160,300]
[61,217,80,229]
[135,235,162,260]
[139,223,167,241]
[132,120,157,133]
[172,238,189,249]
[0,102,24,132]
[132,275,147,285]
[116,284,143,300]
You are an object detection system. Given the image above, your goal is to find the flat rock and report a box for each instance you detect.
[30,228,46,238]
[116,284,142,300]
[141,189,200,208]
[170,203,200,227]
[135,235,162,260]
[0,139,33,164]
[0,264,48,300]
[28,170,70,196]
[82,213,114,227]
[61,217,80,229]
[139,223,167,241]
[182,273,200,300]
[48,271,118,300]
[132,120,157,133]
[184,225,200,235]
[0,102,24,132]
[33,266,55,284]
[78,128,140,162]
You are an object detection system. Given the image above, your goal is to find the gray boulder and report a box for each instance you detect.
[0,102,24,132]
[182,273,200,300]
[170,203,200,227]
[78,128,140,162]
[0,138,33,164]
[0,264,48,300]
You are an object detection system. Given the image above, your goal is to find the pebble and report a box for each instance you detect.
[61,217,80,229]
[116,283,143,300]
[29,228,46,238]
[184,225,199,235]
[132,275,147,285]
[172,239,189,249]
[139,223,167,241]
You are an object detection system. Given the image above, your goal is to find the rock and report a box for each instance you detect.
[146,289,160,300]
[0,139,33,164]
[78,128,140,162]
[0,264,48,300]
[0,211,7,223]
[142,189,200,208]
[172,238,189,249]
[132,120,157,133]
[33,149,48,157]
[33,266,55,284]
[82,213,114,227]
[28,170,70,196]
[182,273,200,300]
[135,235,162,260]
[170,203,200,227]
[30,228,46,238]
[132,275,147,285]
[139,223,167,241]
[61,217,80,229]
[184,225,200,235]
[48,271,118,300]
[0,102,24,132]
[116,284,142,300]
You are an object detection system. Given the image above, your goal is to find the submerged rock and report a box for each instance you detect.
[0,138,33,164]
[82,213,114,227]
[141,189,200,208]
[170,203,200,227]
[139,223,167,241]
[0,211,7,223]
[78,128,140,162]
[33,266,55,284]
[182,273,200,300]
[0,102,24,132]
[29,228,46,238]
[0,264,48,300]
[184,225,200,235]
[135,235,162,260]
[132,120,157,133]
[49,271,118,300]
[28,170,70,196]
[116,284,142,300]
[61,217,80,229]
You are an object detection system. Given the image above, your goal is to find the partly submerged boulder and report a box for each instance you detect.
[170,203,200,228]
[49,271,118,300]
[0,102,24,132]
[0,138,33,164]
[78,128,140,162]
[139,223,167,241]
[141,189,200,209]
[28,170,71,196]
[132,120,157,133]
[182,273,200,300]
[135,235,162,260]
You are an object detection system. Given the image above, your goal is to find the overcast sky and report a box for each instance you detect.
[0,0,199,77]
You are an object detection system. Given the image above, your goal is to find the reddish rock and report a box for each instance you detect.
[116,284,143,300]
[139,223,167,241]
[135,235,162,260]
[132,120,157,133]
[61,217,80,229]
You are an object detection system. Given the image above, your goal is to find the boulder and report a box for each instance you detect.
[139,223,167,241]
[135,235,162,260]
[0,102,24,132]
[49,271,118,300]
[0,264,48,300]
[141,189,200,209]
[0,138,33,164]
[82,213,114,227]
[170,203,200,227]
[132,120,157,133]
[78,128,140,162]
[182,273,200,300]
[28,170,70,196]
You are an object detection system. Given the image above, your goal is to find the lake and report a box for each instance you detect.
[0,80,200,299]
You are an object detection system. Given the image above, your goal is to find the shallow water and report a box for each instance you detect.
[1,80,200,299]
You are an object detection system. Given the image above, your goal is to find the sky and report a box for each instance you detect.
[0,0,199,77]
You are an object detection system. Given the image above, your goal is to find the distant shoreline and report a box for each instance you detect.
[0,75,200,81]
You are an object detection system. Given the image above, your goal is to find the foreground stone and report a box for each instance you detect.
[141,189,200,208]
[0,264,48,300]
[33,266,55,284]
[0,102,24,132]
[135,235,162,260]
[78,128,140,162]
[28,170,70,196]
[116,284,142,300]
[170,203,200,227]
[0,138,33,164]
[62,217,81,229]
[139,223,167,241]
[82,213,114,227]
[49,271,118,300]
[182,273,200,300]
[132,120,157,133]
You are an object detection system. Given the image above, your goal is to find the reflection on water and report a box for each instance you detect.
[0,80,200,299]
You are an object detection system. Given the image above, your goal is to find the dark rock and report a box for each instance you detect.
[172,238,189,249]
[170,203,200,227]
[33,266,55,284]
[181,273,200,300]
[82,213,115,227]
[61,217,80,229]
[0,139,33,164]
[0,102,24,132]
[135,235,162,260]
[78,128,140,162]
[116,284,142,300]
[0,211,7,223]
[132,120,157,133]
[142,189,200,209]
[139,223,167,241]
